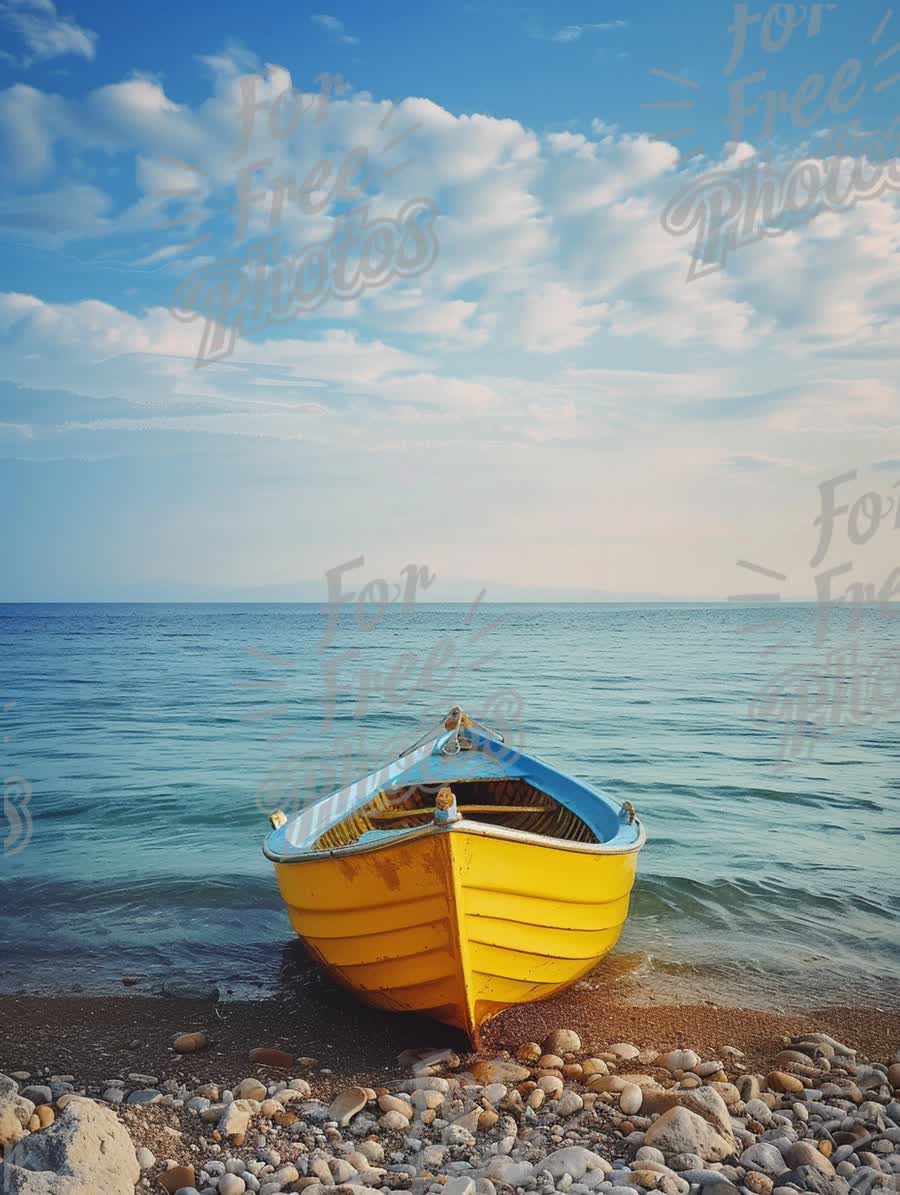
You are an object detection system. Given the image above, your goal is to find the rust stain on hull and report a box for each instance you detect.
[273,825,639,1045]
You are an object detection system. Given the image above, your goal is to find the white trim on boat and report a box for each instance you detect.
[263,814,645,865]
[282,736,438,850]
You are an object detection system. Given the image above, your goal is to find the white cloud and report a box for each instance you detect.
[764,379,900,436]
[369,288,494,347]
[5,285,900,606]
[548,128,677,212]
[0,291,433,404]
[525,399,577,441]
[0,181,112,238]
[519,283,607,352]
[559,367,733,404]
[4,53,899,367]
[0,289,736,441]
[311,12,359,45]
[719,197,900,352]
[0,0,97,66]
[0,83,62,182]
[725,453,799,472]
[2,51,900,455]
[0,419,33,438]
[527,19,629,43]
[0,292,199,359]
[552,21,629,43]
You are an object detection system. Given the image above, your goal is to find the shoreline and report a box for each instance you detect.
[3,979,899,1094]
[4,943,898,1019]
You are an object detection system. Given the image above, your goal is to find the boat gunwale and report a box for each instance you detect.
[262,813,646,865]
[264,725,644,860]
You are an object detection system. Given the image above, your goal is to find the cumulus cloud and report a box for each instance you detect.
[518,283,607,352]
[0,181,112,238]
[1,47,900,484]
[3,52,900,368]
[0,0,97,66]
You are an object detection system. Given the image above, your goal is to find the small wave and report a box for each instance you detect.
[0,873,279,915]
[633,871,897,926]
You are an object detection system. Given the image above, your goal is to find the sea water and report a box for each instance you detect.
[1,601,897,1008]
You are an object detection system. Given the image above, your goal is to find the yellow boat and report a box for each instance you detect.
[263,708,644,1046]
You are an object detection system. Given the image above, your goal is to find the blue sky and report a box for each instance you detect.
[1,1,899,599]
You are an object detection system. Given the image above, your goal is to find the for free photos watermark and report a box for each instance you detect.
[248,557,527,831]
[163,70,438,366]
[3,700,32,858]
[731,468,900,762]
[645,4,900,280]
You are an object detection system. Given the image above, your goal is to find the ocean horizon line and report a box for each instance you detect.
[0,597,834,606]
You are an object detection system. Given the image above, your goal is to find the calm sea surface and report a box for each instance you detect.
[1,602,898,1008]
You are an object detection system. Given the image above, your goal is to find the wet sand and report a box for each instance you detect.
[2,957,898,1094]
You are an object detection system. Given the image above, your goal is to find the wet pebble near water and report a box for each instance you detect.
[0,1030,898,1195]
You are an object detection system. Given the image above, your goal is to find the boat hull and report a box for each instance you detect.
[272,821,638,1044]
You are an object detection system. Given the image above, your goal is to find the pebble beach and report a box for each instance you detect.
[1,982,899,1195]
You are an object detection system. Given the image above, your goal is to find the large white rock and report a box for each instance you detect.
[481,1083,507,1106]
[481,1157,534,1184]
[543,1029,582,1055]
[0,1095,35,1148]
[357,1140,384,1164]
[659,1050,700,1074]
[329,1158,356,1184]
[219,1175,247,1195]
[740,1142,789,1174]
[556,1091,584,1116]
[328,1086,368,1127]
[744,1098,773,1125]
[784,1141,835,1175]
[443,1180,476,1195]
[582,1172,616,1191]
[679,1086,735,1142]
[0,1168,83,1193]
[539,1147,612,1182]
[217,1175,246,1195]
[218,1099,253,1140]
[608,1043,641,1060]
[643,1107,735,1162]
[3,1099,139,1194]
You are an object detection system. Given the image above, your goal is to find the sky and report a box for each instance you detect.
[1,0,899,601]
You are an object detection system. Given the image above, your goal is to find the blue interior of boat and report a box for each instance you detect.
[393,729,634,846]
[268,726,641,856]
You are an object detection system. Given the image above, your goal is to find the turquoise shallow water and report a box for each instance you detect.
[1,602,898,1007]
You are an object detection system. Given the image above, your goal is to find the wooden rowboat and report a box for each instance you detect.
[263,708,644,1046]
